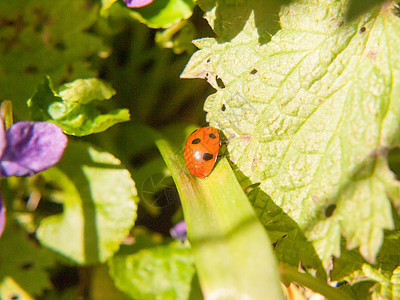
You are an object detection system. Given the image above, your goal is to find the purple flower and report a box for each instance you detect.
[123,0,154,8]
[0,120,68,237]
[0,121,67,177]
[170,220,187,243]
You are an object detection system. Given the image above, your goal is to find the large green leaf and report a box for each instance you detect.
[0,220,55,296]
[196,0,284,43]
[28,77,130,136]
[109,241,197,300]
[36,141,138,264]
[248,186,326,279]
[182,0,400,267]
[58,78,116,104]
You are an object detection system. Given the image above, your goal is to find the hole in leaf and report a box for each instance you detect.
[359,26,366,33]
[325,204,336,217]
[250,68,258,75]
[336,280,349,287]
[216,76,225,89]
[221,104,226,111]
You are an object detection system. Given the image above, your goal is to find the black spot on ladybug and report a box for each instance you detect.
[11,295,19,300]
[203,153,214,161]
[192,138,201,144]
[206,58,211,63]
[359,26,366,33]
[209,133,216,139]
[221,104,226,111]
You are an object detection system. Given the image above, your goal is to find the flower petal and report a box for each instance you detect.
[0,122,68,177]
[123,0,154,8]
[170,220,187,243]
[0,195,5,238]
[0,118,6,158]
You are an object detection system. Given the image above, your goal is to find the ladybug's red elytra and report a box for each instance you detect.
[184,127,220,178]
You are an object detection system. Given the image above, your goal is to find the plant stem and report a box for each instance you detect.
[279,263,354,300]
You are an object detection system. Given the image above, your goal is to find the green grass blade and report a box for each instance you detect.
[156,136,282,299]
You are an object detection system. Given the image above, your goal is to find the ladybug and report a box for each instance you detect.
[184,127,220,178]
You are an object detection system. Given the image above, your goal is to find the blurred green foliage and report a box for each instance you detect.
[1,0,400,299]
